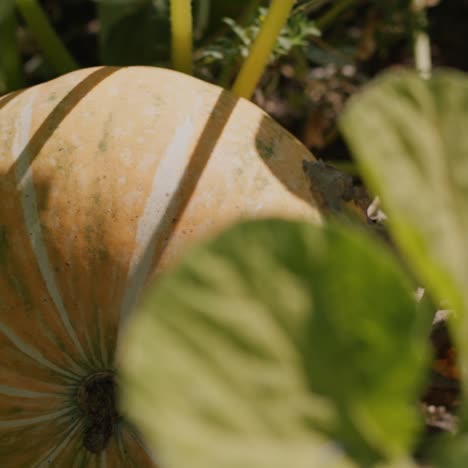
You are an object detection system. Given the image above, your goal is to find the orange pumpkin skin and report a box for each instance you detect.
[0,67,320,465]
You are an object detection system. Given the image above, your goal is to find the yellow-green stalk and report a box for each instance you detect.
[231,0,296,100]
[170,0,193,75]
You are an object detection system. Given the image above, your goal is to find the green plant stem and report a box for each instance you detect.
[412,0,431,79]
[1,0,24,93]
[231,0,295,100]
[170,0,193,74]
[315,0,356,30]
[15,0,78,74]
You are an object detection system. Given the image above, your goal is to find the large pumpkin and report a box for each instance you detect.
[0,66,320,465]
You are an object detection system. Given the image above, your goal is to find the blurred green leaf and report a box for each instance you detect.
[340,69,468,465]
[430,433,468,468]
[120,219,431,467]
[341,70,468,316]
[0,0,23,94]
[97,0,170,66]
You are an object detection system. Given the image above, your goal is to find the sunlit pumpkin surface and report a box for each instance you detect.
[0,66,320,465]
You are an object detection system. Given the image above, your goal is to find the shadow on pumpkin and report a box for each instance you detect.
[255,114,319,210]
[118,87,240,324]
[121,87,321,323]
[0,89,26,110]
[6,67,120,185]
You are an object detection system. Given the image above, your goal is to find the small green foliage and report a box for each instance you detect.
[198,6,320,67]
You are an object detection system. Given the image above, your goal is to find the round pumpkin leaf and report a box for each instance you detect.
[340,70,468,336]
[340,70,468,462]
[119,219,431,467]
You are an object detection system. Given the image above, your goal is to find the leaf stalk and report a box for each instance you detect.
[412,0,432,79]
[170,0,193,74]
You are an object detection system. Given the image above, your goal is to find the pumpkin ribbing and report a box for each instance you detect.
[0,66,320,465]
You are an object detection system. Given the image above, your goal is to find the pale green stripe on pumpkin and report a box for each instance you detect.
[78,301,101,369]
[61,345,92,376]
[0,384,63,398]
[116,423,136,461]
[11,89,87,365]
[119,106,199,327]
[0,406,71,429]
[97,305,110,369]
[0,321,77,380]
[33,418,84,467]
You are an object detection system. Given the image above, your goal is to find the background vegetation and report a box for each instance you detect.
[2,0,467,165]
